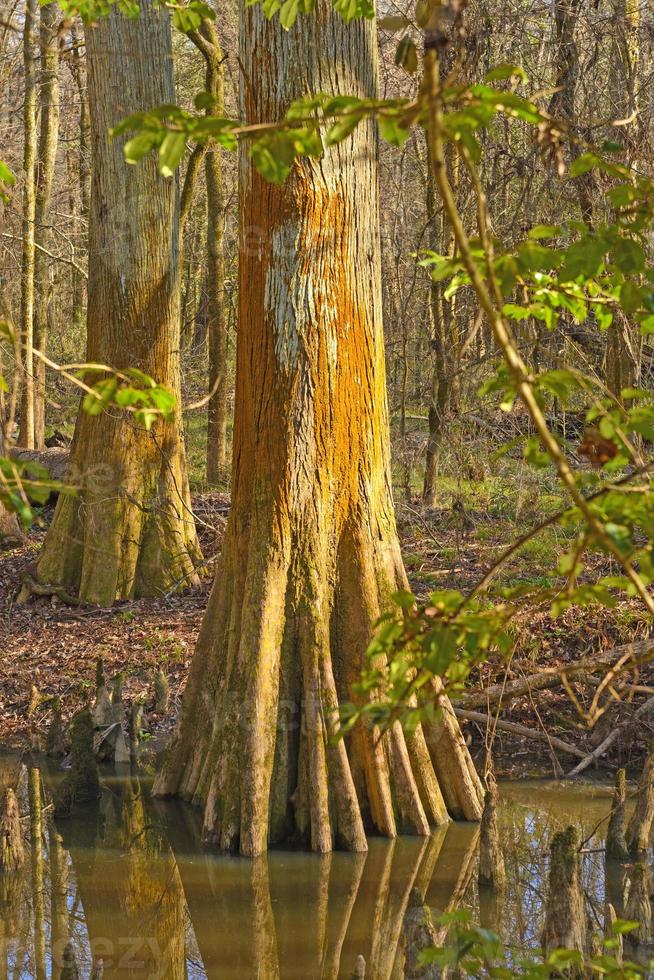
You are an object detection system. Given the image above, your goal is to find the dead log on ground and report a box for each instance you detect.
[454,708,586,759]
[460,639,654,711]
[10,446,70,483]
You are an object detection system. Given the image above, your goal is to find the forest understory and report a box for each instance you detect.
[2,480,651,781]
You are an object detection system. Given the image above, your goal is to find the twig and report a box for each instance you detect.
[567,695,654,777]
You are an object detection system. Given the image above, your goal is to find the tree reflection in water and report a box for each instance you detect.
[0,769,640,978]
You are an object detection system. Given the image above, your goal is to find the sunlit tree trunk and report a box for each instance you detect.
[32,2,60,449]
[155,0,483,856]
[36,0,201,604]
[69,19,90,336]
[18,0,37,449]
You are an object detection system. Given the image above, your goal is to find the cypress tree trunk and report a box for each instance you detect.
[155,0,483,856]
[18,0,37,450]
[36,1,201,605]
[32,2,60,449]
[69,19,90,336]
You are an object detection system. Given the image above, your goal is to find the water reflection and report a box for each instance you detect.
[0,769,642,978]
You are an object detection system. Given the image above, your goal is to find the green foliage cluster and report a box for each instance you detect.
[0,160,15,203]
[424,911,652,978]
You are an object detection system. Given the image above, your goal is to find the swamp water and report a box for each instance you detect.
[0,768,646,978]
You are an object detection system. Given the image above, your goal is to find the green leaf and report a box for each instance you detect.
[515,241,559,273]
[502,303,531,321]
[569,151,601,177]
[538,368,582,402]
[485,63,527,82]
[250,133,297,184]
[333,0,374,21]
[158,131,187,177]
[194,91,216,111]
[524,436,550,469]
[610,237,646,274]
[378,112,412,147]
[559,236,606,281]
[0,159,16,203]
[123,130,159,165]
[593,303,613,331]
[280,0,303,28]
[325,112,363,146]
[395,36,418,74]
[620,280,643,314]
[527,224,561,240]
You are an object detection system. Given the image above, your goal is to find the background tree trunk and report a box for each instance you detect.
[33,2,60,449]
[155,0,483,856]
[188,20,229,484]
[18,0,37,449]
[36,0,201,605]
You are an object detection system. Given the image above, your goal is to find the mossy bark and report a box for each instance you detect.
[0,789,24,872]
[154,0,483,856]
[606,768,629,862]
[36,0,201,606]
[542,826,586,971]
[478,779,506,888]
[624,863,652,947]
[626,748,654,854]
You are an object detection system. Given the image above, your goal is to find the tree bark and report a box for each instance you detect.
[422,144,458,507]
[32,2,60,449]
[69,19,90,335]
[188,20,229,484]
[605,0,642,397]
[36,1,201,605]
[154,0,482,856]
[202,26,228,484]
[18,0,37,450]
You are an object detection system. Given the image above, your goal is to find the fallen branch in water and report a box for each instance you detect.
[567,695,654,777]
[454,707,587,759]
[460,639,654,711]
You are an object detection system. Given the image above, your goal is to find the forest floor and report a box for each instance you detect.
[0,487,652,780]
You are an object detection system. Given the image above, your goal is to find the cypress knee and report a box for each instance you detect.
[606,768,629,861]
[624,863,652,947]
[626,749,654,855]
[478,778,506,888]
[542,826,586,969]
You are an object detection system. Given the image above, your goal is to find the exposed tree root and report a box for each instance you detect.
[16,567,82,606]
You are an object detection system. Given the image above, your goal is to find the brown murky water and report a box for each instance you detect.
[0,764,638,978]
